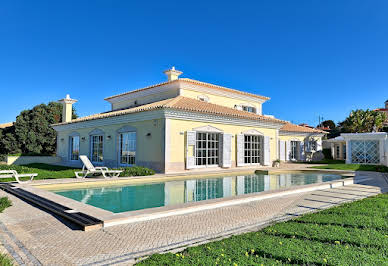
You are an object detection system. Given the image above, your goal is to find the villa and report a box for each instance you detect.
[53,68,326,173]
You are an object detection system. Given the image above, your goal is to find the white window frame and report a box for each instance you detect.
[290,141,298,160]
[243,134,263,165]
[119,131,136,166]
[69,135,80,161]
[242,105,256,113]
[90,135,104,163]
[195,132,220,167]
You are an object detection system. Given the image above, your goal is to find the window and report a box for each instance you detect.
[197,95,209,102]
[119,132,136,166]
[195,132,219,166]
[308,140,317,151]
[69,136,80,161]
[342,144,346,159]
[244,135,262,164]
[242,105,256,113]
[290,141,298,160]
[91,135,103,163]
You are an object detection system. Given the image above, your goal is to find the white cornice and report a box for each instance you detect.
[178,81,267,104]
[53,108,284,132]
[279,131,325,137]
[52,110,165,132]
[105,83,180,104]
[164,110,284,129]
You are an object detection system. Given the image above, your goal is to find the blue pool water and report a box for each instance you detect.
[53,172,343,213]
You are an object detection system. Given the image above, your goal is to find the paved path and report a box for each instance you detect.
[0,171,387,265]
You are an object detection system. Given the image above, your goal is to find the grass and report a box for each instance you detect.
[137,193,388,265]
[0,197,12,212]
[311,163,388,173]
[296,159,346,164]
[0,163,80,181]
[0,197,13,266]
[0,163,156,182]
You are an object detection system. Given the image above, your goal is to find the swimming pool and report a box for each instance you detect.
[52,172,344,213]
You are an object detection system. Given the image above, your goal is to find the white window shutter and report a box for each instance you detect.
[221,133,232,168]
[316,138,322,151]
[279,140,286,161]
[286,140,291,161]
[186,131,196,169]
[299,141,305,161]
[236,134,244,166]
[263,136,271,166]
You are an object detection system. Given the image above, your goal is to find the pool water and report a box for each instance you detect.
[53,172,343,213]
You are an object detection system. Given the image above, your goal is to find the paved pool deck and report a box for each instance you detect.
[0,168,387,265]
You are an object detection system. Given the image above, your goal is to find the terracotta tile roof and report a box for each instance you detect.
[104,78,269,101]
[0,122,13,129]
[53,96,285,126]
[280,123,327,134]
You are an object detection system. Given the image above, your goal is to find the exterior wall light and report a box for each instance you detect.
[107,135,112,140]
[146,133,151,137]
[60,138,64,142]
[81,137,86,142]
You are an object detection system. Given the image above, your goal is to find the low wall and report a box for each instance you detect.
[6,156,62,166]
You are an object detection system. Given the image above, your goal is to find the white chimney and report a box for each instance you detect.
[58,94,77,123]
[163,66,182,81]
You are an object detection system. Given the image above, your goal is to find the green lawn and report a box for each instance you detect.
[0,163,155,182]
[0,163,79,181]
[137,193,388,265]
[311,163,388,173]
[0,197,13,266]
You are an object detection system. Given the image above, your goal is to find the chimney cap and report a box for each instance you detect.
[163,66,183,81]
[59,94,77,104]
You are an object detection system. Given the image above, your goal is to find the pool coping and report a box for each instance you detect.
[7,169,359,230]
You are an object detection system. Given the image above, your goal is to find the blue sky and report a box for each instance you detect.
[0,0,387,126]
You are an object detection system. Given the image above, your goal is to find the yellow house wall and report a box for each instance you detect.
[56,119,165,171]
[166,118,278,172]
[112,90,179,111]
[278,135,306,142]
[180,88,263,115]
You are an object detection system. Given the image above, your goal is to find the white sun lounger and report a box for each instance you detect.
[0,170,37,184]
[75,155,122,179]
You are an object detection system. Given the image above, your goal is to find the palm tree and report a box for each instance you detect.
[341,109,387,133]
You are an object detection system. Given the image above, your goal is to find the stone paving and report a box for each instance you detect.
[0,171,387,265]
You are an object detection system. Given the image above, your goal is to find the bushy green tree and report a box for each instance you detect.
[0,102,77,156]
[341,109,387,133]
[320,120,336,130]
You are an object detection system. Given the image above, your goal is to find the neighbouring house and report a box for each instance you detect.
[341,132,388,166]
[325,136,346,160]
[0,122,14,129]
[278,123,327,162]
[374,100,388,124]
[52,68,326,173]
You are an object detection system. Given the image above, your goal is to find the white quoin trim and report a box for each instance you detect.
[221,133,232,168]
[186,131,196,169]
[263,136,271,166]
[236,134,244,166]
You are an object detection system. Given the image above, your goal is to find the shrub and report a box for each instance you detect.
[322,148,332,159]
[119,166,155,177]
